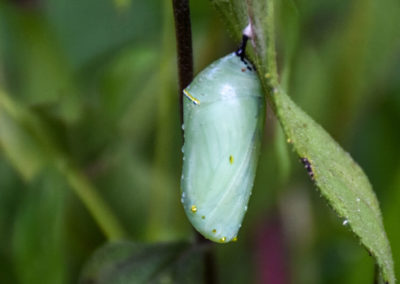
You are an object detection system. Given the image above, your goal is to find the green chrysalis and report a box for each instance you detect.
[181,44,265,243]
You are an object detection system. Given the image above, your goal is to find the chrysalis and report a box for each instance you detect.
[181,35,265,243]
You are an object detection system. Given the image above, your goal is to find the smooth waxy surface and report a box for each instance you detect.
[181,53,265,243]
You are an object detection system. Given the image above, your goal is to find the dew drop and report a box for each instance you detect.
[244,206,248,211]
[181,146,184,153]
[356,198,360,202]
[181,124,185,130]
[342,219,349,226]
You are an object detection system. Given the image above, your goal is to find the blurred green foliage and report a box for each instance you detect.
[0,0,399,283]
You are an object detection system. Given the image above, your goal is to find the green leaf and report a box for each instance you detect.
[211,0,395,282]
[0,89,126,240]
[0,5,82,123]
[0,91,52,180]
[79,241,204,284]
[13,169,67,284]
[42,0,162,68]
[274,89,395,284]
[210,0,248,40]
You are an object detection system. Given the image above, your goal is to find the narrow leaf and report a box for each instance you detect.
[274,89,395,284]
[13,169,67,284]
[211,0,395,282]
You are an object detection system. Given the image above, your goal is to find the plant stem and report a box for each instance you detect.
[171,1,217,283]
[247,0,280,105]
[264,0,278,85]
[172,0,193,121]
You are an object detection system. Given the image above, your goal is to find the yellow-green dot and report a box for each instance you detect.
[229,155,234,164]
[191,205,197,213]
[212,229,216,233]
[220,237,226,243]
[201,216,205,219]
[232,236,238,242]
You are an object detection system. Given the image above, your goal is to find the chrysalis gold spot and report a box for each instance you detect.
[232,236,238,242]
[220,237,226,243]
[212,229,216,233]
[229,155,234,164]
[201,216,205,219]
[183,89,200,105]
[191,205,197,213]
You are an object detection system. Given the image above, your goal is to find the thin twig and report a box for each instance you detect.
[172,0,193,122]
[171,1,217,283]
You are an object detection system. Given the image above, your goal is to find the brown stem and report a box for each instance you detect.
[171,1,217,283]
[195,233,217,284]
[172,0,193,122]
